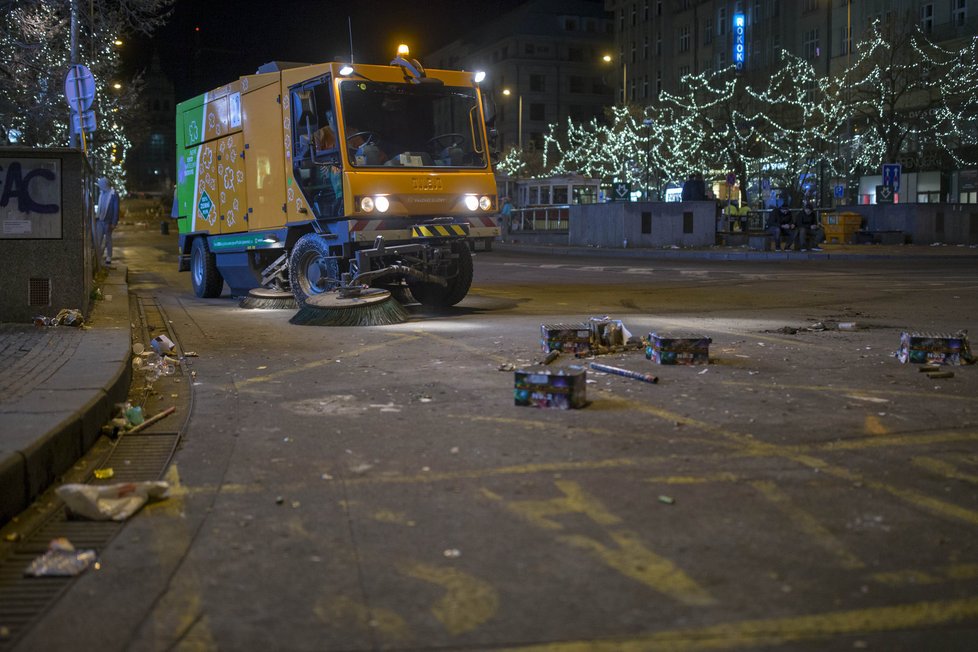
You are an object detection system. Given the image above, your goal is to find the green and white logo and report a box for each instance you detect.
[198,191,213,219]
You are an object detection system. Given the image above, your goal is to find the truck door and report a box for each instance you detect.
[288,76,344,220]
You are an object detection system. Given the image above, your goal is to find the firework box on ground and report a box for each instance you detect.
[541,323,592,354]
[588,317,631,348]
[897,331,973,365]
[646,332,712,365]
[514,365,587,409]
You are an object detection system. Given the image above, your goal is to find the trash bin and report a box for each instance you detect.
[821,211,862,244]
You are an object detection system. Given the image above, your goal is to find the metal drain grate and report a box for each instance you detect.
[27,278,51,307]
[0,296,190,650]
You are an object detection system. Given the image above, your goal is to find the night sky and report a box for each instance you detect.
[127,0,532,100]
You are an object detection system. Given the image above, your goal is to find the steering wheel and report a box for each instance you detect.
[346,131,376,146]
[426,133,465,150]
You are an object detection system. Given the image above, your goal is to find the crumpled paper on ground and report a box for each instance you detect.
[55,481,170,521]
[24,538,97,577]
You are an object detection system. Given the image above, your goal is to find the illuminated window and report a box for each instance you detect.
[803,29,819,60]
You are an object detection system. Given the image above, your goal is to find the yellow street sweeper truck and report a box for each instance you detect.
[173,46,499,308]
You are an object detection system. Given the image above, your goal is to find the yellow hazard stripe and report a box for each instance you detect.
[411,224,468,238]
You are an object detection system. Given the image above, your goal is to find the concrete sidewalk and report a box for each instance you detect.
[494,239,978,261]
[0,265,131,526]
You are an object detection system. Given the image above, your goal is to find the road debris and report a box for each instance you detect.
[589,362,659,384]
[24,538,97,577]
[897,331,973,365]
[56,481,169,521]
[515,365,588,409]
[658,495,675,505]
[646,332,711,365]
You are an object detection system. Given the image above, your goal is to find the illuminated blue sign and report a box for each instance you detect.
[733,13,746,70]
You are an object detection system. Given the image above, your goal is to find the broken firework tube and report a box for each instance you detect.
[589,362,659,384]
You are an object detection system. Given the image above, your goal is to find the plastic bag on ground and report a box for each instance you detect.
[56,481,170,521]
[24,538,97,577]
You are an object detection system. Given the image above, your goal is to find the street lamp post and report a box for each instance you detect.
[602,54,627,104]
[502,88,523,149]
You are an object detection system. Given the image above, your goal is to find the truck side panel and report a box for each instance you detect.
[241,81,287,231]
[217,132,248,234]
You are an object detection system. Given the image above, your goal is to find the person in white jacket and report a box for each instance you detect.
[95,176,119,265]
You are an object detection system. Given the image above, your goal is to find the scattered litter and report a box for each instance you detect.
[133,342,145,355]
[56,482,169,521]
[541,323,591,356]
[443,548,462,558]
[350,463,374,474]
[498,363,516,372]
[698,368,709,375]
[276,496,284,505]
[125,404,144,426]
[540,350,560,365]
[646,332,711,365]
[24,538,97,577]
[927,371,955,379]
[515,365,588,409]
[845,395,889,404]
[93,468,114,480]
[149,334,175,356]
[919,365,941,373]
[4,532,21,543]
[33,308,84,328]
[321,473,333,480]
[837,322,861,331]
[658,495,675,505]
[450,446,459,454]
[291,501,301,509]
[589,362,659,384]
[183,351,199,357]
[897,331,973,365]
[419,395,433,403]
[809,322,826,331]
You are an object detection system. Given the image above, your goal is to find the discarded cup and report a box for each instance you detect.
[125,405,144,425]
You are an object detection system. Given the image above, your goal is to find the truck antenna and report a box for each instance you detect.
[348,16,354,64]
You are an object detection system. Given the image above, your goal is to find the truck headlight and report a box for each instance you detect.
[360,196,375,212]
[479,196,492,211]
[464,195,479,211]
[375,196,390,213]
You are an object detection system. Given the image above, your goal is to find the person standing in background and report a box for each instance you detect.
[95,176,119,266]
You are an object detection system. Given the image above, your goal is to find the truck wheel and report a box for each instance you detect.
[411,243,473,307]
[289,233,340,306]
[191,237,224,298]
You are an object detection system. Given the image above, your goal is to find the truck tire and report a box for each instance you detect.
[411,243,473,307]
[289,233,340,306]
[191,237,224,298]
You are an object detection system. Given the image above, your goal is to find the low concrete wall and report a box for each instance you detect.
[570,201,715,248]
[838,204,978,245]
[0,148,96,323]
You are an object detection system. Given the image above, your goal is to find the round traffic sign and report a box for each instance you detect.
[64,64,96,112]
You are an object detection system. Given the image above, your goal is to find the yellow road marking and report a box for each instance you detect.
[645,472,742,484]
[483,482,715,606]
[236,334,421,387]
[417,330,513,365]
[506,597,978,651]
[399,563,499,635]
[873,563,978,586]
[864,414,890,435]
[721,379,974,402]
[313,595,410,642]
[750,480,864,570]
[912,456,978,484]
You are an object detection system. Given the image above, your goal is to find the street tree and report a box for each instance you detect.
[0,0,172,188]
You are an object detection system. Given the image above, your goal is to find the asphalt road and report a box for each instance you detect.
[15,222,978,651]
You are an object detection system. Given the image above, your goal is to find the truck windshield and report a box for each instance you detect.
[339,80,487,169]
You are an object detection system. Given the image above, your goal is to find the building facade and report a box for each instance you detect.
[125,53,176,194]
[426,0,615,153]
[605,0,976,101]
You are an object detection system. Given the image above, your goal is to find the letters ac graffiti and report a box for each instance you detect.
[0,161,59,214]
